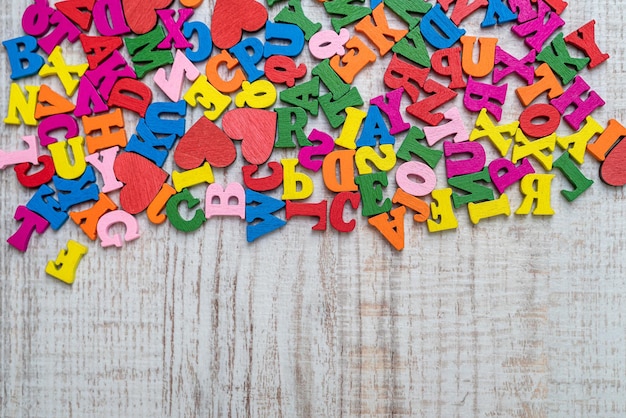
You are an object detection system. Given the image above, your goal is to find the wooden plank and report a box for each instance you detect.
[1,1,626,417]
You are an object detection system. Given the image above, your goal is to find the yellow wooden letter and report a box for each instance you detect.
[45,240,88,285]
[427,188,458,232]
[282,158,314,200]
[516,174,556,215]
[48,136,87,180]
[4,83,40,126]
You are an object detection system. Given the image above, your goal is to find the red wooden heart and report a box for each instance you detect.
[121,0,174,34]
[601,139,626,186]
[114,152,169,214]
[211,0,268,50]
[222,108,277,165]
[173,116,237,170]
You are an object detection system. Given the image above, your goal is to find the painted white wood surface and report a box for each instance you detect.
[2,1,626,416]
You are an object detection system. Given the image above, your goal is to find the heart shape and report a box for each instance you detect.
[211,0,268,50]
[601,140,626,187]
[173,116,237,170]
[121,0,174,35]
[114,152,169,214]
[222,108,277,165]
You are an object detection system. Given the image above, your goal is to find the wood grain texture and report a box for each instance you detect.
[2,1,626,417]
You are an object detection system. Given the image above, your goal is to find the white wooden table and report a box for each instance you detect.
[2,0,626,416]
